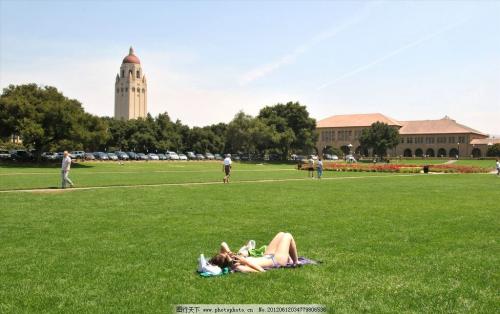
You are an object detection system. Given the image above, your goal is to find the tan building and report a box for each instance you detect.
[316,113,490,158]
[114,47,147,120]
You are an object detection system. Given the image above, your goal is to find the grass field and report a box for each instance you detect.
[0,161,499,313]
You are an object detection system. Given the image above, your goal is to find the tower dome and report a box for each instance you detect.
[122,46,140,64]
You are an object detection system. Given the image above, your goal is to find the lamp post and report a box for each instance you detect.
[457,142,460,160]
[348,143,353,163]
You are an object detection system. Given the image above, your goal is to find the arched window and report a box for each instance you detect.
[142,88,145,93]
[129,70,132,76]
[125,88,128,92]
[121,70,124,77]
[116,88,119,93]
[136,70,140,78]
[415,148,423,157]
[438,148,447,157]
[403,149,412,157]
[449,148,459,157]
[132,87,135,92]
[121,88,124,92]
[426,148,435,157]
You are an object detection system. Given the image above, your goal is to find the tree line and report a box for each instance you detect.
[0,84,318,159]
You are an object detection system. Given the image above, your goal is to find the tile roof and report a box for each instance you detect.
[316,113,401,128]
[398,116,486,135]
[470,138,500,145]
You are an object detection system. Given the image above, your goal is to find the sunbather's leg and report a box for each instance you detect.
[274,233,298,265]
[264,232,286,254]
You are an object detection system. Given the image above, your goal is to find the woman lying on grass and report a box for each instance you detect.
[209,232,299,273]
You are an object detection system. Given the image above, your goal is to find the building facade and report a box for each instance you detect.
[114,47,147,120]
[316,113,490,158]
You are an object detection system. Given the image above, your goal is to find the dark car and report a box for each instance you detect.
[126,152,138,160]
[195,153,205,160]
[115,151,129,160]
[232,154,240,161]
[158,153,167,160]
[9,150,33,161]
[136,153,148,160]
[41,152,57,160]
[186,152,196,160]
[94,152,109,160]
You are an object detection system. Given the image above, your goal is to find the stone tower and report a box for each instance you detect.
[114,47,147,119]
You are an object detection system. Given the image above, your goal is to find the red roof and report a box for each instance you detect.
[317,113,401,128]
[122,46,140,64]
[398,116,486,135]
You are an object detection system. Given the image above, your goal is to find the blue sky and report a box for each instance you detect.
[1,0,499,135]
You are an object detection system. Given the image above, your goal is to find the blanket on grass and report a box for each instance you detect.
[198,257,320,277]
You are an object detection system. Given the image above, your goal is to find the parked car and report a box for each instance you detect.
[178,153,188,160]
[126,152,138,160]
[214,153,223,160]
[115,151,129,160]
[136,153,148,160]
[195,153,205,160]
[205,152,215,160]
[9,150,33,161]
[41,152,58,160]
[147,153,159,160]
[158,153,167,160]
[323,154,339,160]
[0,149,11,159]
[107,153,118,161]
[186,152,196,160]
[232,154,240,161]
[94,152,109,160]
[167,151,180,160]
[70,151,85,159]
[84,153,95,160]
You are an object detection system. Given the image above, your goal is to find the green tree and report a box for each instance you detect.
[487,143,500,157]
[358,122,400,158]
[0,84,108,158]
[258,102,317,159]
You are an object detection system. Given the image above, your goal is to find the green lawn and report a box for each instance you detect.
[0,162,499,313]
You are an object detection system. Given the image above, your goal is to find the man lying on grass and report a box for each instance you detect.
[209,232,300,273]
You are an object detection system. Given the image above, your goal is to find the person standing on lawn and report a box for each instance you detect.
[496,159,499,176]
[223,154,232,183]
[317,157,323,179]
[308,156,315,178]
[61,151,74,189]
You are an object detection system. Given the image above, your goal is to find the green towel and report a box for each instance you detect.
[248,245,267,257]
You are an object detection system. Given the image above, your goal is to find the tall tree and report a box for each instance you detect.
[0,84,108,158]
[358,122,400,158]
[258,102,317,159]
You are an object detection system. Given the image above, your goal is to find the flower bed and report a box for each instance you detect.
[300,163,490,173]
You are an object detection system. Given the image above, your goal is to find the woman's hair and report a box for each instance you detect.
[209,253,234,268]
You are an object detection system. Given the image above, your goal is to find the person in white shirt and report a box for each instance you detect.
[222,154,232,183]
[496,159,499,176]
[61,151,74,188]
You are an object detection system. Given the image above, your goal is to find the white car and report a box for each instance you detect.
[147,153,159,160]
[178,154,188,160]
[167,151,180,160]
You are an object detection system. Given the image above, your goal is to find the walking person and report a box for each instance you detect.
[317,157,323,179]
[61,151,74,189]
[308,156,315,178]
[496,159,500,176]
[223,154,232,183]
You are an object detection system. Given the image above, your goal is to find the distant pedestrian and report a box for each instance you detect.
[223,154,232,183]
[317,158,323,179]
[308,156,315,178]
[61,151,74,189]
[496,159,500,176]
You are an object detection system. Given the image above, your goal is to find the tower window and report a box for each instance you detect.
[132,87,135,92]
[121,70,124,77]
[142,88,145,93]
[116,88,119,93]
[136,70,140,78]
[121,88,124,92]
[129,70,132,76]
[125,88,128,92]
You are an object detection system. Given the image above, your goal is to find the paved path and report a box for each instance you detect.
[0,173,429,194]
[444,160,458,164]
